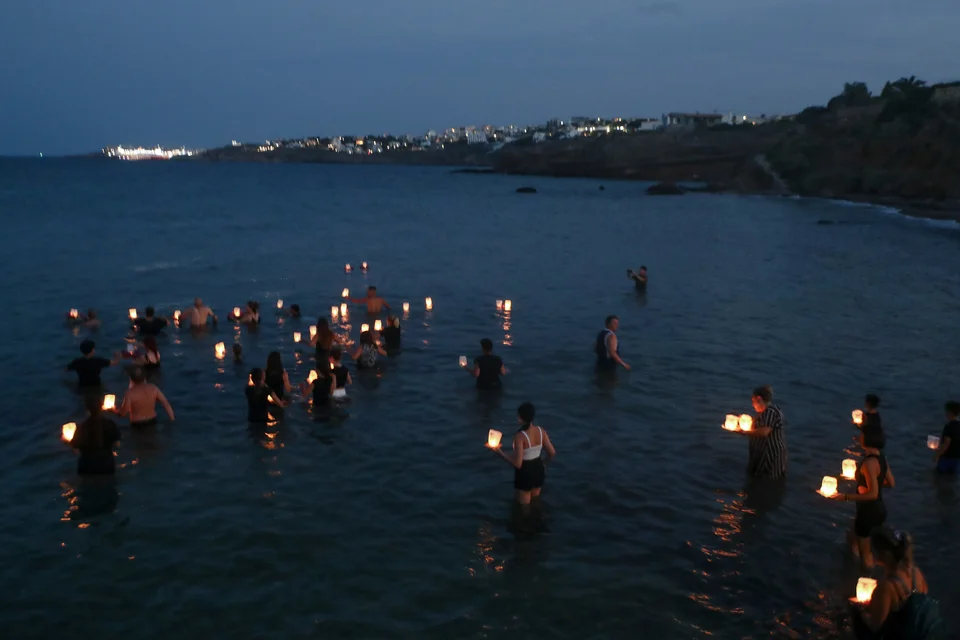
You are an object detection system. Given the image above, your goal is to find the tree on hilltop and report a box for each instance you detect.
[828,82,872,109]
[881,76,927,99]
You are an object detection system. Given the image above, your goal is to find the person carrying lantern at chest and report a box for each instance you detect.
[738,385,788,480]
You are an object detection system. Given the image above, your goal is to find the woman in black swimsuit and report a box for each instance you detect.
[264,351,292,401]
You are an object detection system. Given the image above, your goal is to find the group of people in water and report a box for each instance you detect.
[60,265,955,636]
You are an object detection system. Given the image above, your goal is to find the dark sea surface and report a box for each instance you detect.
[0,158,958,639]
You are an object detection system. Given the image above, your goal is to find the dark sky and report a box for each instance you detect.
[2,0,957,155]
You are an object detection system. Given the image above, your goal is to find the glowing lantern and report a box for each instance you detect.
[402,302,410,313]
[361,323,370,333]
[340,303,348,316]
[819,476,838,497]
[374,319,382,332]
[345,263,352,273]
[69,308,79,319]
[331,306,339,320]
[277,300,283,309]
[425,297,433,311]
[329,361,334,370]
[496,300,503,310]
[214,342,226,359]
[342,288,349,298]
[248,374,253,386]
[504,300,512,312]
[308,370,318,383]
[487,429,503,448]
[723,415,739,431]
[852,410,863,426]
[856,577,878,603]
[293,332,301,343]
[362,261,368,270]
[842,459,857,480]
[128,308,137,320]
[62,422,77,442]
[102,394,116,411]
[459,356,468,368]
[126,343,136,354]
[173,310,181,321]
[928,435,941,450]
[233,307,241,318]
[738,414,753,431]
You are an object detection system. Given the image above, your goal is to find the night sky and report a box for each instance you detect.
[1,0,957,155]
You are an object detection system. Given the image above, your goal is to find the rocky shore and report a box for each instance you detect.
[187,143,492,168]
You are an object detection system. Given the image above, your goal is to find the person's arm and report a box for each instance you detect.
[351,346,362,360]
[496,434,525,469]
[118,394,131,418]
[500,364,507,376]
[157,389,175,421]
[542,429,556,460]
[282,371,292,394]
[835,460,880,501]
[381,299,391,310]
[346,371,352,385]
[606,334,630,370]
[883,465,895,489]
[329,376,336,396]
[108,353,122,366]
[857,581,895,633]
[936,432,952,461]
[268,389,287,407]
[376,345,388,356]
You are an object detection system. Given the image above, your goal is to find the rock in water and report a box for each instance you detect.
[516,187,537,194]
[646,182,685,195]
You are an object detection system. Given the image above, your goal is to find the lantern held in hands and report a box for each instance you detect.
[362,261,368,270]
[856,577,878,603]
[487,429,503,448]
[504,300,512,312]
[331,306,339,320]
[841,459,857,480]
[62,422,77,442]
[308,370,318,383]
[277,300,283,309]
[309,326,317,339]
[173,310,181,321]
[852,409,863,426]
[374,319,382,332]
[723,415,739,431]
[402,302,410,313]
[342,288,349,298]
[425,297,433,311]
[233,307,241,318]
[102,394,116,411]
[819,476,838,497]
[459,356,468,368]
[927,435,941,450]
[293,332,301,343]
[128,308,137,320]
[69,308,79,319]
[361,323,370,333]
[738,414,753,431]
[214,342,226,359]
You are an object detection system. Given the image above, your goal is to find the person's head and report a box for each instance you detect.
[249,368,264,385]
[331,346,343,363]
[232,343,243,360]
[266,351,283,372]
[87,309,97,319]
[80,340,95,356]
[480,338,494,354]
[751,385,773,412]
[390,316,400,328]
[360,331,375,346]
[605,315,619,331]
[871,526,914,571]
[517,402,536,429]
[194,297,203,308]
[639,265,647,274]
[144,336,158,353]
[861,424,886,450]
[945,400,960,421]
[290,304,301,317]
[367,286,377,296]
[249,301,259,313]
[864,394,880,411]
[129,367,146,385]
[145,306,156,318]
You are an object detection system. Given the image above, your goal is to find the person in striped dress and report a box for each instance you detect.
[744,385,787,478]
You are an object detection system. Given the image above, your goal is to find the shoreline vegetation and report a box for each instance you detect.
[169,78,960,224]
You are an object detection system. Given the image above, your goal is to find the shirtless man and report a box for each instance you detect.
[350,286,390,315]
[183,297,218,328]
[119,367,175,427]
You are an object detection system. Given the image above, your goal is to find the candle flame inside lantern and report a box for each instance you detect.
[402,302,410,313]
[841,459,857,480]
[128,308,137,320]
[173,310,181,320]
[852,409,863,426]
[308,370,318,383]
[362,261,368,270]
[504,300,512,312]
[374,320,382,332]
[738,414,753,431]
[102,394,116,411]
[487,429,503,448]
[309,326,317,339]
[69,308,79,319]
[856,577,878,603]
[214,342,226,359]
[233,307,241,318]
[425,297,433,311]
[62,422,77,442]
[342,288,349,298]
[277,300,283,309]
[819,476,838,497]
[293,332,301,343]
[459,356,468,368]
[723,414,739,431]
[928,435,941,450]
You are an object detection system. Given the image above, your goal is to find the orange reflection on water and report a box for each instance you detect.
[472,523,505,574]
[501,317,513,346]
[688,592,743,615]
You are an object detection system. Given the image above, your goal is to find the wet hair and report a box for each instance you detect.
[360,331,375,346]
[316,318,334,345]
[945,401,960,418]
[144,336,159,354]
[80,340,95,355]
[640,265,647,271]
[266,351,283,375]
[864,394,880,409]
[145,306,155,317]
[517,402,536,428]
[129,367,146,384]
[232,343,243,356]
[78,392,105,449]
[862,424,886,449]
[871,526,914,568]
[290,304,300,316]
[249,368,264,384]
[605,315,618,328]
[87,309,97,319]
[368,286,377,292]
[480,338,493,353]
[330,346,343,362]
[752,385,773,404]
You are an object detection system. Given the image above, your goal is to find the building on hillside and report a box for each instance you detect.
[533,132,547,143]
[465,130,488,144]
[663,112,724,128]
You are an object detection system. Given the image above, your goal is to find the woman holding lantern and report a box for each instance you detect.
[264,351,293,401]
[830,426,895,569]
[352,331,387,370]
[743,386,788,479]
[494,402,556,505]
[309,318,339,368]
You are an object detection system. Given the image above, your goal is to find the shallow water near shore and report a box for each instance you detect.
[1,159,959,639]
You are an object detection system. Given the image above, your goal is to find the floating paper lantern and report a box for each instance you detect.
[723,414,739,431]
[62,422,77,442]
[126,343,136,354]
[856,577,878,603]
[819,476,838,497]
[128,308,137,320]
[402,302,410,313]
[852,409,863,426]
[487,429,503,448]
[928,435,941,450]
[331,306,339,319]
[69,308,79,319]
[504,300,512,312]
[215,342,226,359]
[738,414,753,431]
[374,319,382,332]
[425,297,433,311]
[340,303,348,316]
[361,323,370,333]
[345,263,352,273]
[309,326,317,339]
[496,300,503,311]
[842,459,857,480]
[102,394,116,411]
[342,288,349,298]
[277,300,283,309]
[459,356,468,368]
[293,332,301,343]
[308,370,318,383]
[233,307,241,318]
[173,310,181,321]
[362,261,368,270]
